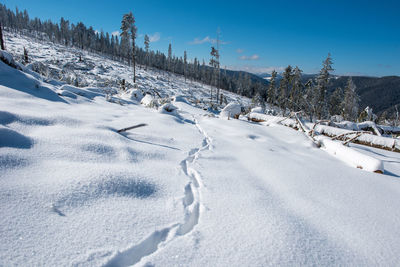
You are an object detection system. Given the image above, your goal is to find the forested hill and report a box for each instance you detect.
[298,75,400,115]
[259,72,400,115]
[330,76,400,115]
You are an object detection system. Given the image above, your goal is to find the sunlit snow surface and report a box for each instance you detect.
[1,33,400,266]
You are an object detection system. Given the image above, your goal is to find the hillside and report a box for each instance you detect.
[1,32,400,266]
[329,76,400,115]
[256,73,400,116]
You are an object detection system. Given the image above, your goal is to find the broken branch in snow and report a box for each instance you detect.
[310,120,331,137]
[343,132,363,146]
[117,123,148,133]
[331,131,369,141]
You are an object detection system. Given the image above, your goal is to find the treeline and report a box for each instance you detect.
[0,4,262,100]
[256,54,363,122]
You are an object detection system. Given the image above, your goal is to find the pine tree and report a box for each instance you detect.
[209,46,220,103]
[267,70,277,105]
[329,87,343,116]
[290,66,302,111]
[303,79,315,121]
[121,12,137,83]
[315,53,334,119]
[278,65,293,113]
[342,77,360,121]
[378,111,388,125]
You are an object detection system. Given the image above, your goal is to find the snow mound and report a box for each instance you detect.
[55,177,157,209]
[220,102,241,118]
[0,50,19,69]
[0,126,33,149]
[121,88,144,102]
[159,103,178,115]
[251,107,264,114]
[0,60,65,103]
[58,85,111,100]
[141,94,157,107]
[173,95,190,104]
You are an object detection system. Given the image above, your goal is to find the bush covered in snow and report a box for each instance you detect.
[0,50,21,70]
[220,102,242,119]
[121,88,144,102]
[141,94,159,108]
[159,103,178,115]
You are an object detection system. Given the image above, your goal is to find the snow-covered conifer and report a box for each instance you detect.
[315,53,334,119]
[329,87,343,116]
[120,12,137,83]
[342,77,360,121]
[267,70,277,105]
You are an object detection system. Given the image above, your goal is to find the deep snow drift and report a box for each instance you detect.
[1,34,400,266]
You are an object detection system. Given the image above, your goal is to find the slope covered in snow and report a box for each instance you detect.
[1,34,400,266]
[3,32,250,108]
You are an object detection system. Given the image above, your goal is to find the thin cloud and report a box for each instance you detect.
[236,48,244,54]
[189,36,229,45]
[239,54,260,61]
[378,64,392,69]
[111,31,120,37]
[148,32,161,42]
[227,65,285,74]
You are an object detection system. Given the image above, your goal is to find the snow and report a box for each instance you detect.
[159,103,178,115]
[220,102,242,118]
[1,32,400,266]
[316,136,384,172]
[251,106,264,113]
[313,124,399,151]
[120,88,144,102]
[0,50,15,65]
[140,94,155,107]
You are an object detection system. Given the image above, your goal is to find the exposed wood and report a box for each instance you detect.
[343,133,363,146]
[310,120,331,137]
[117,123,147,133]
[331,131,369,141]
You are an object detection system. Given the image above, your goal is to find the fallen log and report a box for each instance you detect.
[117,123,148,133]
[317,137,384,173]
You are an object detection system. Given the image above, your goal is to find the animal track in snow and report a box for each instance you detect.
[103,117,211,266]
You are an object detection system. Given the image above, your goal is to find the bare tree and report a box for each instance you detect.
[0,22,5,50]
[144,34,149,70]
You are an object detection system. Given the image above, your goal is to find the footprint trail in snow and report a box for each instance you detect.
[103,117,211,267]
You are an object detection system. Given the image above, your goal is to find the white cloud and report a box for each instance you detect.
[239,54,260,61]
[189,36,213,44]
[236,48,244,54]
[111,31,120,37]
[189,36,229,45]
[148,32,161,42]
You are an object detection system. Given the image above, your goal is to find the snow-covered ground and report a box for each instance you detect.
[1,33,400,266]
[3,32,250,108]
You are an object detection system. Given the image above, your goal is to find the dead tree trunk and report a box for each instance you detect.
[0,22,5,50]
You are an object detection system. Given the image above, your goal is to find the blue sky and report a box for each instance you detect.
[2,0,399,76]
